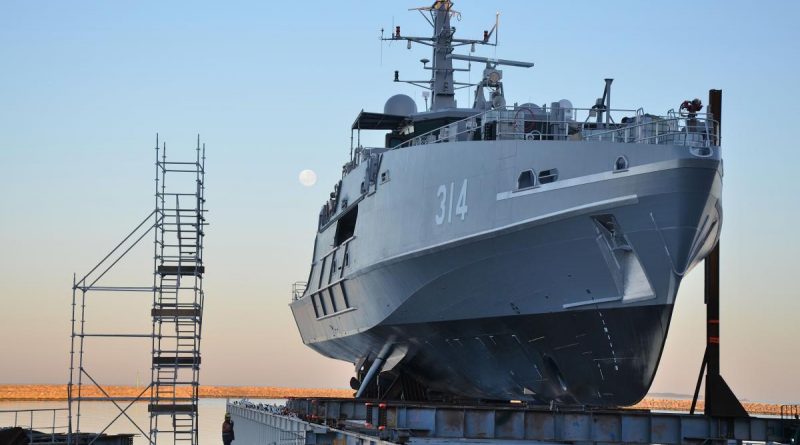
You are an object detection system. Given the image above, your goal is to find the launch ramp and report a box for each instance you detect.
[228,398,798,445]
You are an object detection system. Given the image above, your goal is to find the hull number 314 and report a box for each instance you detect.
[436,179,468,225]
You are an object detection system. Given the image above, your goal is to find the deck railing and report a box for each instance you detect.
[291,281,307,301]
[392,106,718,151]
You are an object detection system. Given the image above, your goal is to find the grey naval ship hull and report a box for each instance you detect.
[291,139,722,407]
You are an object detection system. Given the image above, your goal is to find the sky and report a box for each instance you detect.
[0,1,798,404]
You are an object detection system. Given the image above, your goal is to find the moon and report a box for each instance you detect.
[298,169,317,187]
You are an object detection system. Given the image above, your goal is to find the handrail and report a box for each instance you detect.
[0,408,69,444]
[76,210,157,289]
[391,105,639,149]
[293,236,356,302]
[291,281,308,301]
[582,114,718,147]
[781,404,800,420]
[389,105,718,150]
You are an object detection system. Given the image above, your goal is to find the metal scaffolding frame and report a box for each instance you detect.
[225,398,798,445]
[68,136,207,445]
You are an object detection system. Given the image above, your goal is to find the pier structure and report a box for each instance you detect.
[228,398,800,445]
[0,408,133,445]
[67,136,207,445]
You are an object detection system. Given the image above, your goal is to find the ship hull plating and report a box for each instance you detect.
[291,135,722,406]
[341,305,671,406]
[291,142,721,406]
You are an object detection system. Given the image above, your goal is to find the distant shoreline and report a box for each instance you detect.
[0,385,352,402]
[0,385,787,415]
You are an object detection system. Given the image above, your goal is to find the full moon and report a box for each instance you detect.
[298,169,317,187]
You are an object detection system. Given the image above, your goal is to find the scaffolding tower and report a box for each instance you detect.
[68,136,207,445]
[149,137,206,443]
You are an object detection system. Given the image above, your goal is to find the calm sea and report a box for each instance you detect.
[0,398,285,445]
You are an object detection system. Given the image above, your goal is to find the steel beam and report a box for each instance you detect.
[268,398,794,444]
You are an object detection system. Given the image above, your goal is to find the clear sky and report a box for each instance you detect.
[0,1,798,404]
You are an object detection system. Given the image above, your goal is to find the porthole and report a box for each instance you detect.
[614,156,629,171]
[517,170,535,190]
[538,168,559,184]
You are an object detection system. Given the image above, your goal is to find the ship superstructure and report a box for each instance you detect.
[290,1,722,407]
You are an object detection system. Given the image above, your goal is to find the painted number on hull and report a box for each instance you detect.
[436,179,468,225]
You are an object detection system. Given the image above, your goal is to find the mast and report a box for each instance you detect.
[384,1,504,112]
[430,1,455,110]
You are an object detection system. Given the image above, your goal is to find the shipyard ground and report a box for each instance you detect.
[228,398,800,445]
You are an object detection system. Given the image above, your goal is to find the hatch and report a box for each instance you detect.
[335,205,358,246]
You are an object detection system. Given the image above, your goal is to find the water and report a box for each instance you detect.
[0,398,285,444]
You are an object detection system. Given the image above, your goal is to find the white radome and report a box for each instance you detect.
[298,169,317,187]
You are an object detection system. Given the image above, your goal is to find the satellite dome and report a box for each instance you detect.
[384,94,418,116]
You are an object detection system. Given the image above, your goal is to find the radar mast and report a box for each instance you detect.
[384,1,499,111]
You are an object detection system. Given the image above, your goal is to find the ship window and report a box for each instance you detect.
[538,168,559,184]
[614,156,629,171]
[380,170,390,183]
[335,205,358,246]
[517,170,535,190]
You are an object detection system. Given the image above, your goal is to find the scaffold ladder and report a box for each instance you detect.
[67,135,208,445]
[149,136,207,444]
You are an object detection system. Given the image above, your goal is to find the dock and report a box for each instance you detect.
[0,407,133,445]
[228,398,800,444]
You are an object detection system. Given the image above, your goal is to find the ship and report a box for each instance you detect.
[289,1,722,407]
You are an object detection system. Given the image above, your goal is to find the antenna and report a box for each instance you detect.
[485,11,499,45]
[382,1,501,111]
[447,54,534,69]
[495,12,500,47]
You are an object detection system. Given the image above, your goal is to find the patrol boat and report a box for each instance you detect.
[290,1,722,407]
